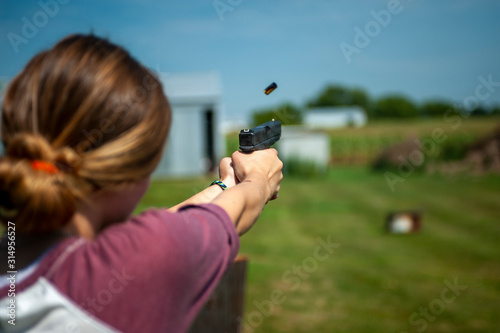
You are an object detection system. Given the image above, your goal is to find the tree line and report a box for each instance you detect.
[251,84,500,126]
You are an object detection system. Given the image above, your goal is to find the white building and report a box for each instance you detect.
[277,126,330,172]
[304,106,367,129]
[153,72,225,178]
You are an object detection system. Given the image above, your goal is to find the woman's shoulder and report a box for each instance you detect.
[0,205,239,332]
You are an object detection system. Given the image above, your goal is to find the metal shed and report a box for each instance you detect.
[153,72,225,178]
[0,73,225,177]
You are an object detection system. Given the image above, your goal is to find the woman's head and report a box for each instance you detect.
[0,34,171,233]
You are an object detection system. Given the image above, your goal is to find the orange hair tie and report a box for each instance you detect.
[31,160,59,174]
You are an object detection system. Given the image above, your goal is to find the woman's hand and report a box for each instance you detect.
[212,148,282,234]
[170,150,283,235]
[230,149,283,202]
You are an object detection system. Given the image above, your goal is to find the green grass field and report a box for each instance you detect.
[137,166,500,333]
[1,117,497,331]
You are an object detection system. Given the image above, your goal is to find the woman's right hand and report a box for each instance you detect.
[231,149,283,202]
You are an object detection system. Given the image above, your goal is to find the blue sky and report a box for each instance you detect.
[1,0,500,122]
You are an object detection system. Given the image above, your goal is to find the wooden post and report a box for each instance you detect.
[188,255,248,333]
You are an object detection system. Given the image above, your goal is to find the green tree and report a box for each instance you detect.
[470,105,489,117]
[420,100,453,117]
[491,104,500,116]
[307,84,371,112]
[350,88,371,115]
[307,85,350,107]
[251,102,302,126]
[373,95,418,118]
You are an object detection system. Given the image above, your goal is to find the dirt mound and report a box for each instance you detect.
[463,125,500,173]
[427,125,500,175]
[372,125,500,175]
[372,135,423,171]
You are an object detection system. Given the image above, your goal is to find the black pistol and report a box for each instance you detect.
[239,120,281,152]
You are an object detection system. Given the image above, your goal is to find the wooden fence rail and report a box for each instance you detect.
[189,255,248,333]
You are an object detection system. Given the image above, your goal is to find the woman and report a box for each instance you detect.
[0,34,282,332]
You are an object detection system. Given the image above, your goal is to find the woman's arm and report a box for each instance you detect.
[167,158,237,213]
[169,150,283,236]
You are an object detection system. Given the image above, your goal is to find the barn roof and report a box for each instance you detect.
[158,71,222,104]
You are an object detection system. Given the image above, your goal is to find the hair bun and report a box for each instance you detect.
[6,133,82,174]
[0,133,79,233]
[6,133,55,161]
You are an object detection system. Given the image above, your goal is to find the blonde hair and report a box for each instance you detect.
[0,34,171,233]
